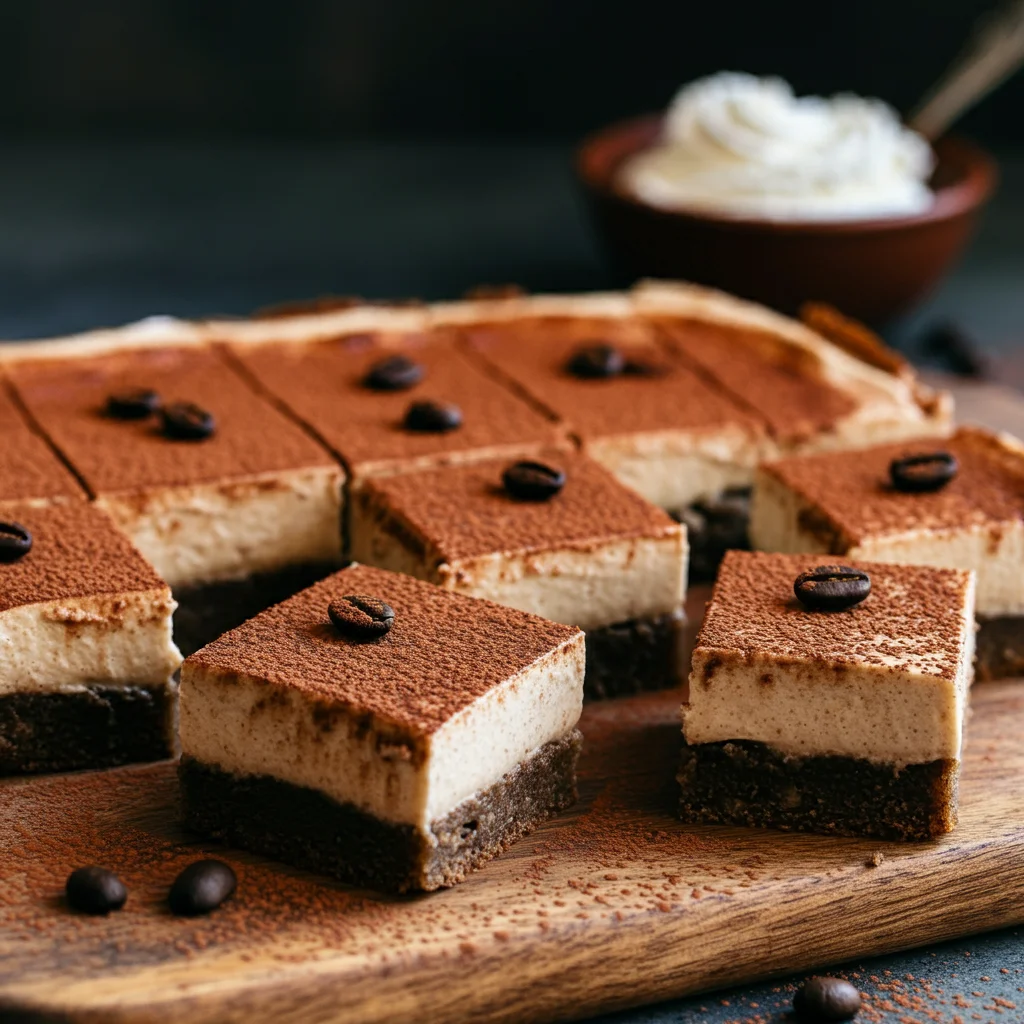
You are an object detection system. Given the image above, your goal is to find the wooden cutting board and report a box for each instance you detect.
[3,377,1024,1024]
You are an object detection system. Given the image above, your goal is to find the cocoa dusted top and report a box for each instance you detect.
[459,316,766,442]
[656,317,857,443]
[359,453,680,562]
[187,564,581,735]
[228,332,567,479]
[697,551,972,682]
[762,427,1024,547]
[0,382,84,504]
[6,347,335,496]
[0,502,167,614]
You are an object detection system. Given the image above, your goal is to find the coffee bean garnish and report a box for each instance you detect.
[566,343,625,379]
[106,388,160,420]
[65,866,127,915]
[794,565,871,612]
[889,451,958,492]
[502,460,566,501]
[793,976,862,1021]
[161,402,216,441]
[329,594,395,640]
[168,859,237,916]
[363,355,424,391]
[403,400,462,433]
[0,521,32,563]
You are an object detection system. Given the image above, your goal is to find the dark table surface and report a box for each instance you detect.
[1,140,1022,1022]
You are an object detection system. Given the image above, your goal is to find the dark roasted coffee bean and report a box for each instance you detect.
[0,521,32,563]
[168,859,236,916]
[566,343,625,379]
[161,402,216,441]
[65,866,127,915]
[502,460,566,501]
[362,355,424,391]
[106,388,160,420]
[794,565,871,612]
[403,400,462,433]
[329,594,395,640]
[889,451,958,492]
[793,976,861,1021]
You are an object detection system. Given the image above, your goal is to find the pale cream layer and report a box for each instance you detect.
[750,470,1024,617]
[0,589,182,695]
[99,466,344,589]
[179,633,585,829]
[349,506,687,631]
[683,574,976,765]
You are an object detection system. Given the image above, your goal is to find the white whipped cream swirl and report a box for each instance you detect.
[620,73,935,222]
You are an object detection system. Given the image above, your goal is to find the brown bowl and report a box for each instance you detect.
[576,115,997,324]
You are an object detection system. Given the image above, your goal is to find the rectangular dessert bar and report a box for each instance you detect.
[179,564,585,891]
[680,551,974,841]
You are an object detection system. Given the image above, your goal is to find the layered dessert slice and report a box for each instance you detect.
[223,329,568,485]
[5,345,345,653]
[178,564,584,891]
[349,452,687,698]
[751,427,1024,680]
[680,551,974,840]
[0,501,182,774]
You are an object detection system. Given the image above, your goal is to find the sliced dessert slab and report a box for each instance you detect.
[349,452,687,698]
[680,551,975,841]
[750,427,1024,680]
[5,346,345,653]
[179,563,584,892]
[0,501,182,775]
[225,330,568,485]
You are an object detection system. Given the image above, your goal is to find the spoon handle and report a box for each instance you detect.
[909,0,1024,140]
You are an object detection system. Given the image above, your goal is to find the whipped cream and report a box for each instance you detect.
[620,73,935,221]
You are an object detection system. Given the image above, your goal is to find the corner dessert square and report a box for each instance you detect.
[349,452,687,699]
[0,502,182,775]
[680,551,975,841]
[750,427,1024,679]
[178,564,585,892]
[6,345,345,652]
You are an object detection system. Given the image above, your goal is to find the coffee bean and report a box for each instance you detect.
[161,402,216,441]
[106,388,160,420]
[0,521,32,563]
[363,355,424,391]
[403,400,462,433]
[793,977,861,1021]
[566,343,625,379]
[794,564,871,612]
[889,451,958,492]
[502,460,566,501]
[168,859,236,916]
[329,594,395,640]
[65,866,127,915]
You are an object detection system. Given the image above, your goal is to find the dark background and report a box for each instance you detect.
[0,0,1020,143]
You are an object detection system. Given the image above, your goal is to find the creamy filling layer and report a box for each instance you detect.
[179,633,585,829]
[0,590,182,695]
[100,466,344,589]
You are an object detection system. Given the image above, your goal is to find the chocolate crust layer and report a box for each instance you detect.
[0,685,175,776]
[976,616,1024,682]
[584,612,684,700]
[180,729,582,893]
[678,739,958,841]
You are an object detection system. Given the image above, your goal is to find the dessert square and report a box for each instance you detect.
[349,452,688,699]
[225,330,569,484]
[6,346,345,652]
[179,563,585,892]
[0,502,182,775]
[680,551,975,841]
[750,427,1024,680]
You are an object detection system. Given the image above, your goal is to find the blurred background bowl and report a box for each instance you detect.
[576,115,997,324]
